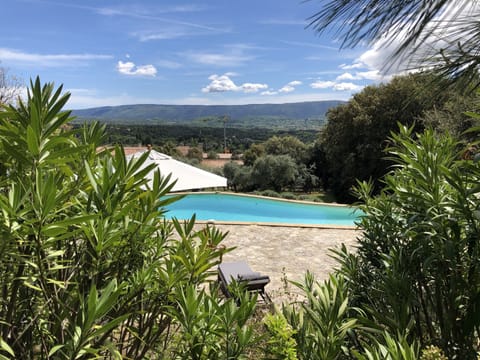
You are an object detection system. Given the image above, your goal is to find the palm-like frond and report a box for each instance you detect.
[307,0,480,87]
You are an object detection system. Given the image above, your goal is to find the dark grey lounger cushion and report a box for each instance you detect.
[237,272,261,281]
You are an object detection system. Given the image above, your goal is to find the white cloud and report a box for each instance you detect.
[310,80,363,92]
[261,90,278,96]
[333,82,363,91]
[354,1,480,75]
[356,70,385,81]
[201,73,267,93]
[67,88,164,109]
[339,63,363,70]
[241,83,268,93]
[281,40,339,51]
[336,72,356,81]
[310,81,336,89]
[279,80,302,93]
[97,4,207,16]
[287,80,302,86]
[279,86,295,93]
[0,48,112,67]
[117,61,157,77]
[336,70,384,82]
[337,4,480,82]
[260,18,307,26]
[94,4,228,33]
[202,74,238,92]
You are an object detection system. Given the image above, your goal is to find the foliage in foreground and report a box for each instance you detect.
[0,78,259,359]
[2,77,480,359]
[272,124,480,359]
[346,125,480,358]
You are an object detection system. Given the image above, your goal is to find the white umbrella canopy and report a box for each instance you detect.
[127,149,227,192]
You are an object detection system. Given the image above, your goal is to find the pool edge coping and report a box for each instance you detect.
[193,219,359,230]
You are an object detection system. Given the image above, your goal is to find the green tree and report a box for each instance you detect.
[223,161,253,192]
[263,313,298,360]
[308,0,480,90]
[243,143,265,166]
[421,92,480,138]
[263,135,308,163]
[295,163,319,193]
[155,140,182,157]
[187,146,203,161]
[307,139,329,190]
[251,154,298,192]
[207,150,219,159]
[320,72,455,202]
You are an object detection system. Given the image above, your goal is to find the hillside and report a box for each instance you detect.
[71,101,343,129]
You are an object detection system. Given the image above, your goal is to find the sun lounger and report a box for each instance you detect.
[218,261,271,303]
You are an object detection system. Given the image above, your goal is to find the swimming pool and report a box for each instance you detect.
[163,193,359,227]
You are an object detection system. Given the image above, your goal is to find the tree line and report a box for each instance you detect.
[85,123,319,155]
[221,71,479,202]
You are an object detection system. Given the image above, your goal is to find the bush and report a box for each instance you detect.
[338,125,480,358]
[263,313,298,360]
[282,272,358,359]
[207,150,219,159]
[0,78,254,358]
[280,192,297,200]
[187,146,203,160]
[297,195,311,201]
[258,189,280,198]
[420,346,448,360]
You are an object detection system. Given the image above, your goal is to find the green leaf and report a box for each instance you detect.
[0,338,14,357]
[26,125,39,155]
[48,344,65,357]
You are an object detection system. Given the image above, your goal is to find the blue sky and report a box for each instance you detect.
[2,0,396,109]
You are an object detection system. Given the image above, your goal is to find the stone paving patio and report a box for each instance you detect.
[202,224,361,303]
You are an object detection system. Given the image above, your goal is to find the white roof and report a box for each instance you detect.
[127,149,227,192]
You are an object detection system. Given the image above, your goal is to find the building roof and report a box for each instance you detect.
[126,149,227,192]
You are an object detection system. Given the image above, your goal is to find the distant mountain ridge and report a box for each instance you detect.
[71,101,343,128]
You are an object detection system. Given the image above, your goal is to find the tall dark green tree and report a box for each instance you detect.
[319,72,471,202]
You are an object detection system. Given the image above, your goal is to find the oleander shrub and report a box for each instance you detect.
[335,125,480,358]
[263,312,298,360]
[0,78,254,359]
[282,272,358,360]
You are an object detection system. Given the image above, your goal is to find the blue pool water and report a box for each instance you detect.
[163,193,359,226]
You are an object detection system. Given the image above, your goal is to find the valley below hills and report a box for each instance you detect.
[71,100,343,129]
